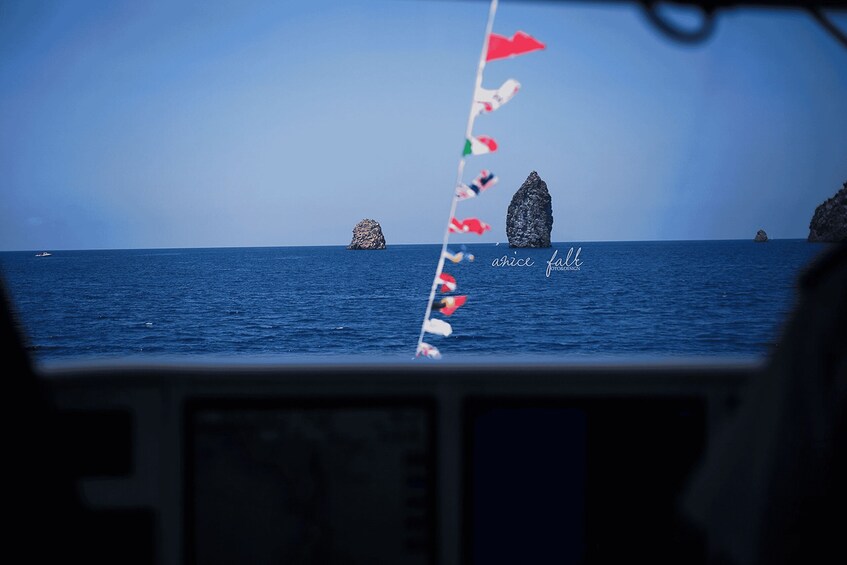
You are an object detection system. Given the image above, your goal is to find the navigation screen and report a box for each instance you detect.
[187,401,434,565]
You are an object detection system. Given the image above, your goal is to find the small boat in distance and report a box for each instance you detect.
[35,252,52,257]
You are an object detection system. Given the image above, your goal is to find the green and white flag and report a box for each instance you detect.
[462,135,498,157]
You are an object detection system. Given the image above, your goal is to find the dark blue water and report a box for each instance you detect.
[0,241,827,364]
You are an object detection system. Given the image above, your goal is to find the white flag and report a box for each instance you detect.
[473,79,521,116]
[424,318,452,337]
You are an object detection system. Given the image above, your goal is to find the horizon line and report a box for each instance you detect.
[1,237,821,253]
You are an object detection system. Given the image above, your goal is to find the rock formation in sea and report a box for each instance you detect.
[506,171,553,248]
[808,181,847,242]
[754,229,768,243]
[348,219,386,250]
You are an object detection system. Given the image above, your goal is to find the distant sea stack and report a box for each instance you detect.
[506,171,553,248]
[808,181,847,242]
[754,229,768,242]
[348,219,386,250]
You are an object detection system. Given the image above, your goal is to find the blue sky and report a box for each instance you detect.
[1,0,846,250]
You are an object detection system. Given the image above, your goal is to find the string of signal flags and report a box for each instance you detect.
[415,0,545,359]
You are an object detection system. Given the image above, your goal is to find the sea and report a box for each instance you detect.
[0,240,829,366]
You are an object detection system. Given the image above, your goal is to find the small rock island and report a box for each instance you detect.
[348,219,386,250]
[506,171,553,248]
[754,229,768,242]
[808,181,847,243]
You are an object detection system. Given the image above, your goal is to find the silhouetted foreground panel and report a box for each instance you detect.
[465,398,706,565]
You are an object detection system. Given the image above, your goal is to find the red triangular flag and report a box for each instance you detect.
[486,31,545,62]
